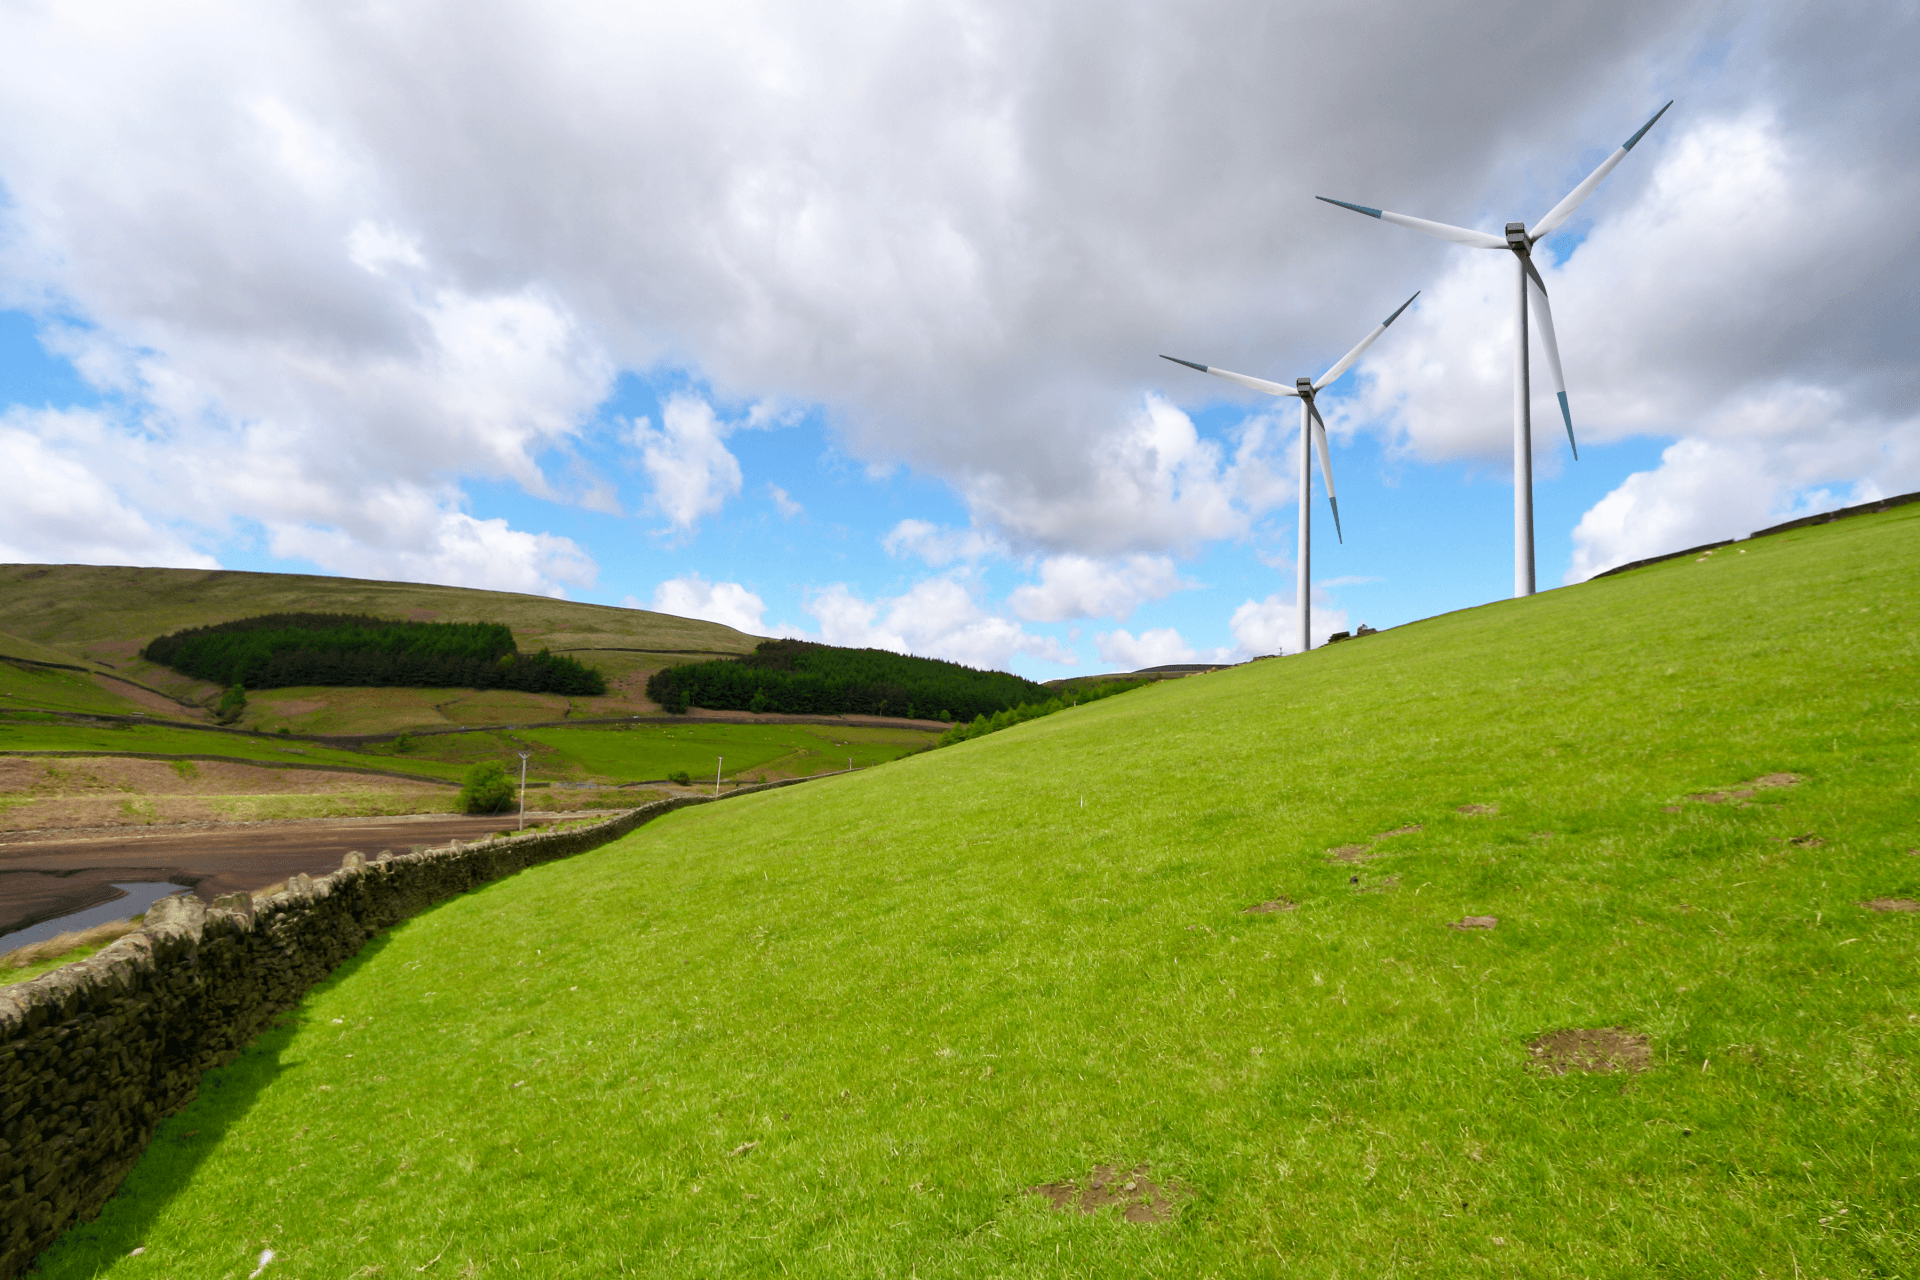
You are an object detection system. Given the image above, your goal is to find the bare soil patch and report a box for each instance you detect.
[1527,1028,1651,1076]
[1785,833,1825,847]
[1861,898,1919,913]
[1449,916,1499,930]
[1456,804,1498,816]
[1326,844,1372,864]
[1028,1165,1181,1224]
[1686,773,1801,805]
[1374,823,1423,838]
[1243,898,1296,914]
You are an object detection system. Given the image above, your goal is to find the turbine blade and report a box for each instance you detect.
[1317,196,1507,249]
[1532,101,1673,242]
[1314,290,1420,390]
[1526,273,1578,460]
[1159,354,1298,397]
[1307,400,1342,542]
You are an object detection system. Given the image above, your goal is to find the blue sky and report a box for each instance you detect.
[1,0,1914,679]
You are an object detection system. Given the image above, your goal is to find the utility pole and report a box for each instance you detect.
[517,752,531,830]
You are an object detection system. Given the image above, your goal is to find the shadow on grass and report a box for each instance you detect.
[27,933,399,1277]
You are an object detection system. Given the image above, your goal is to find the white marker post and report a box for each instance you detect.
[517,752,531,830]
[714,755,723,797]
[848,756,853,773]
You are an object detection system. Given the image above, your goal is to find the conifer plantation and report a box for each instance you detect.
[647,638,1043,719]
[141,614,605,696]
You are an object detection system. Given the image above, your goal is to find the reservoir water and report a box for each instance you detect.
[0,882,188,955]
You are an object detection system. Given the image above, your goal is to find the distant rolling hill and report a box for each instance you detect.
[0,564,758,733]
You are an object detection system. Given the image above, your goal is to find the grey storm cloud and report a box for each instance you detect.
[0,0,1914,581]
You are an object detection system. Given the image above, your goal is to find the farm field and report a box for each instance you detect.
[516,721,935,782]
[29,506,1920,1277]
[0,716,471,783]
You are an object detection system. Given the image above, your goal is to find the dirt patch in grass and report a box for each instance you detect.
[1325,844,1372,864]
[1686,772,1801,805]
[1785,833,1825,847]
[1860,898,1919,913]
[1456,803,1498,816]
[1449,916,1498,930]
[1527,1028,1651,1076]
[1243,898,1296,914]
[1349,874,1399,894]
[1029,1165,1181,1224]
[1374,823,1423,838]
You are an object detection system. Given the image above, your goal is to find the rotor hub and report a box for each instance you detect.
[1296,377,1314,397]
[1505,221,1530,252]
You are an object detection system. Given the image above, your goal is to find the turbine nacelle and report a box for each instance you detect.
[1296,377,1315,397]
[1505,222,1530,251]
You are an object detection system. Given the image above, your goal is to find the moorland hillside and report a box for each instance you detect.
[0,564,758,731]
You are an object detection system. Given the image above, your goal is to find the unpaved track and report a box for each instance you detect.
[0,809,618,938]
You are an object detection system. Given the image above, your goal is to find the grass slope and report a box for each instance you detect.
[35,509,1920,1278]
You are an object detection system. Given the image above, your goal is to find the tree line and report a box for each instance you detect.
[645,638,1044,719]
[142,613,606,696]
[934,677,1153,747]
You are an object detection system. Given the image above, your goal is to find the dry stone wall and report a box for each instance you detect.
[0,784,799,1278]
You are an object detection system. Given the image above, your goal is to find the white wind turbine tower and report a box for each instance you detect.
[1162,291,1419,656]
[1318,102,1671,598]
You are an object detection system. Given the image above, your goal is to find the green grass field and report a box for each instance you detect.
[1,717,938,798]
[0,661,140,718]
[516,722,933,781]
[31,508,1920,1277]
[0,716,471,783]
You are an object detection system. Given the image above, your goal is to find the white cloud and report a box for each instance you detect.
[0,408,216,568]
[1227,593,1350,658]
[1006,553,1193,622]
[1095,627,1204,670]
[630,395,744,531]
[962,395,1290,555]
[794,574,1073,672]
[881,519,1002,567]
[268,508,596,598]
[767,484,804,519]
[649,573,768,635]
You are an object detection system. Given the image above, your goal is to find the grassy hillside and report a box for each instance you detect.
[33,507,1920,1277]
[0,565,758,726]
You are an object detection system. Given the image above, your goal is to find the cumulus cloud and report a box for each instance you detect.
[270,509,596,598]
[0,408,215,568]
[882,519,1002,567]
[795,574,1073,671]
[1227,593,1350,658]
[0,0,1913,581]
[1006,553,1193,622]
[630,395,746,531]
[1095,628,1213,670]
[649,573,768,634]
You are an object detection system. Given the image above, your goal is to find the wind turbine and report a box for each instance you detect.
[1317,101,1671,598]
[1161,291,1419,656]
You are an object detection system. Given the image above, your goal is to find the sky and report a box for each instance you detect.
[1,0,1915,680]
